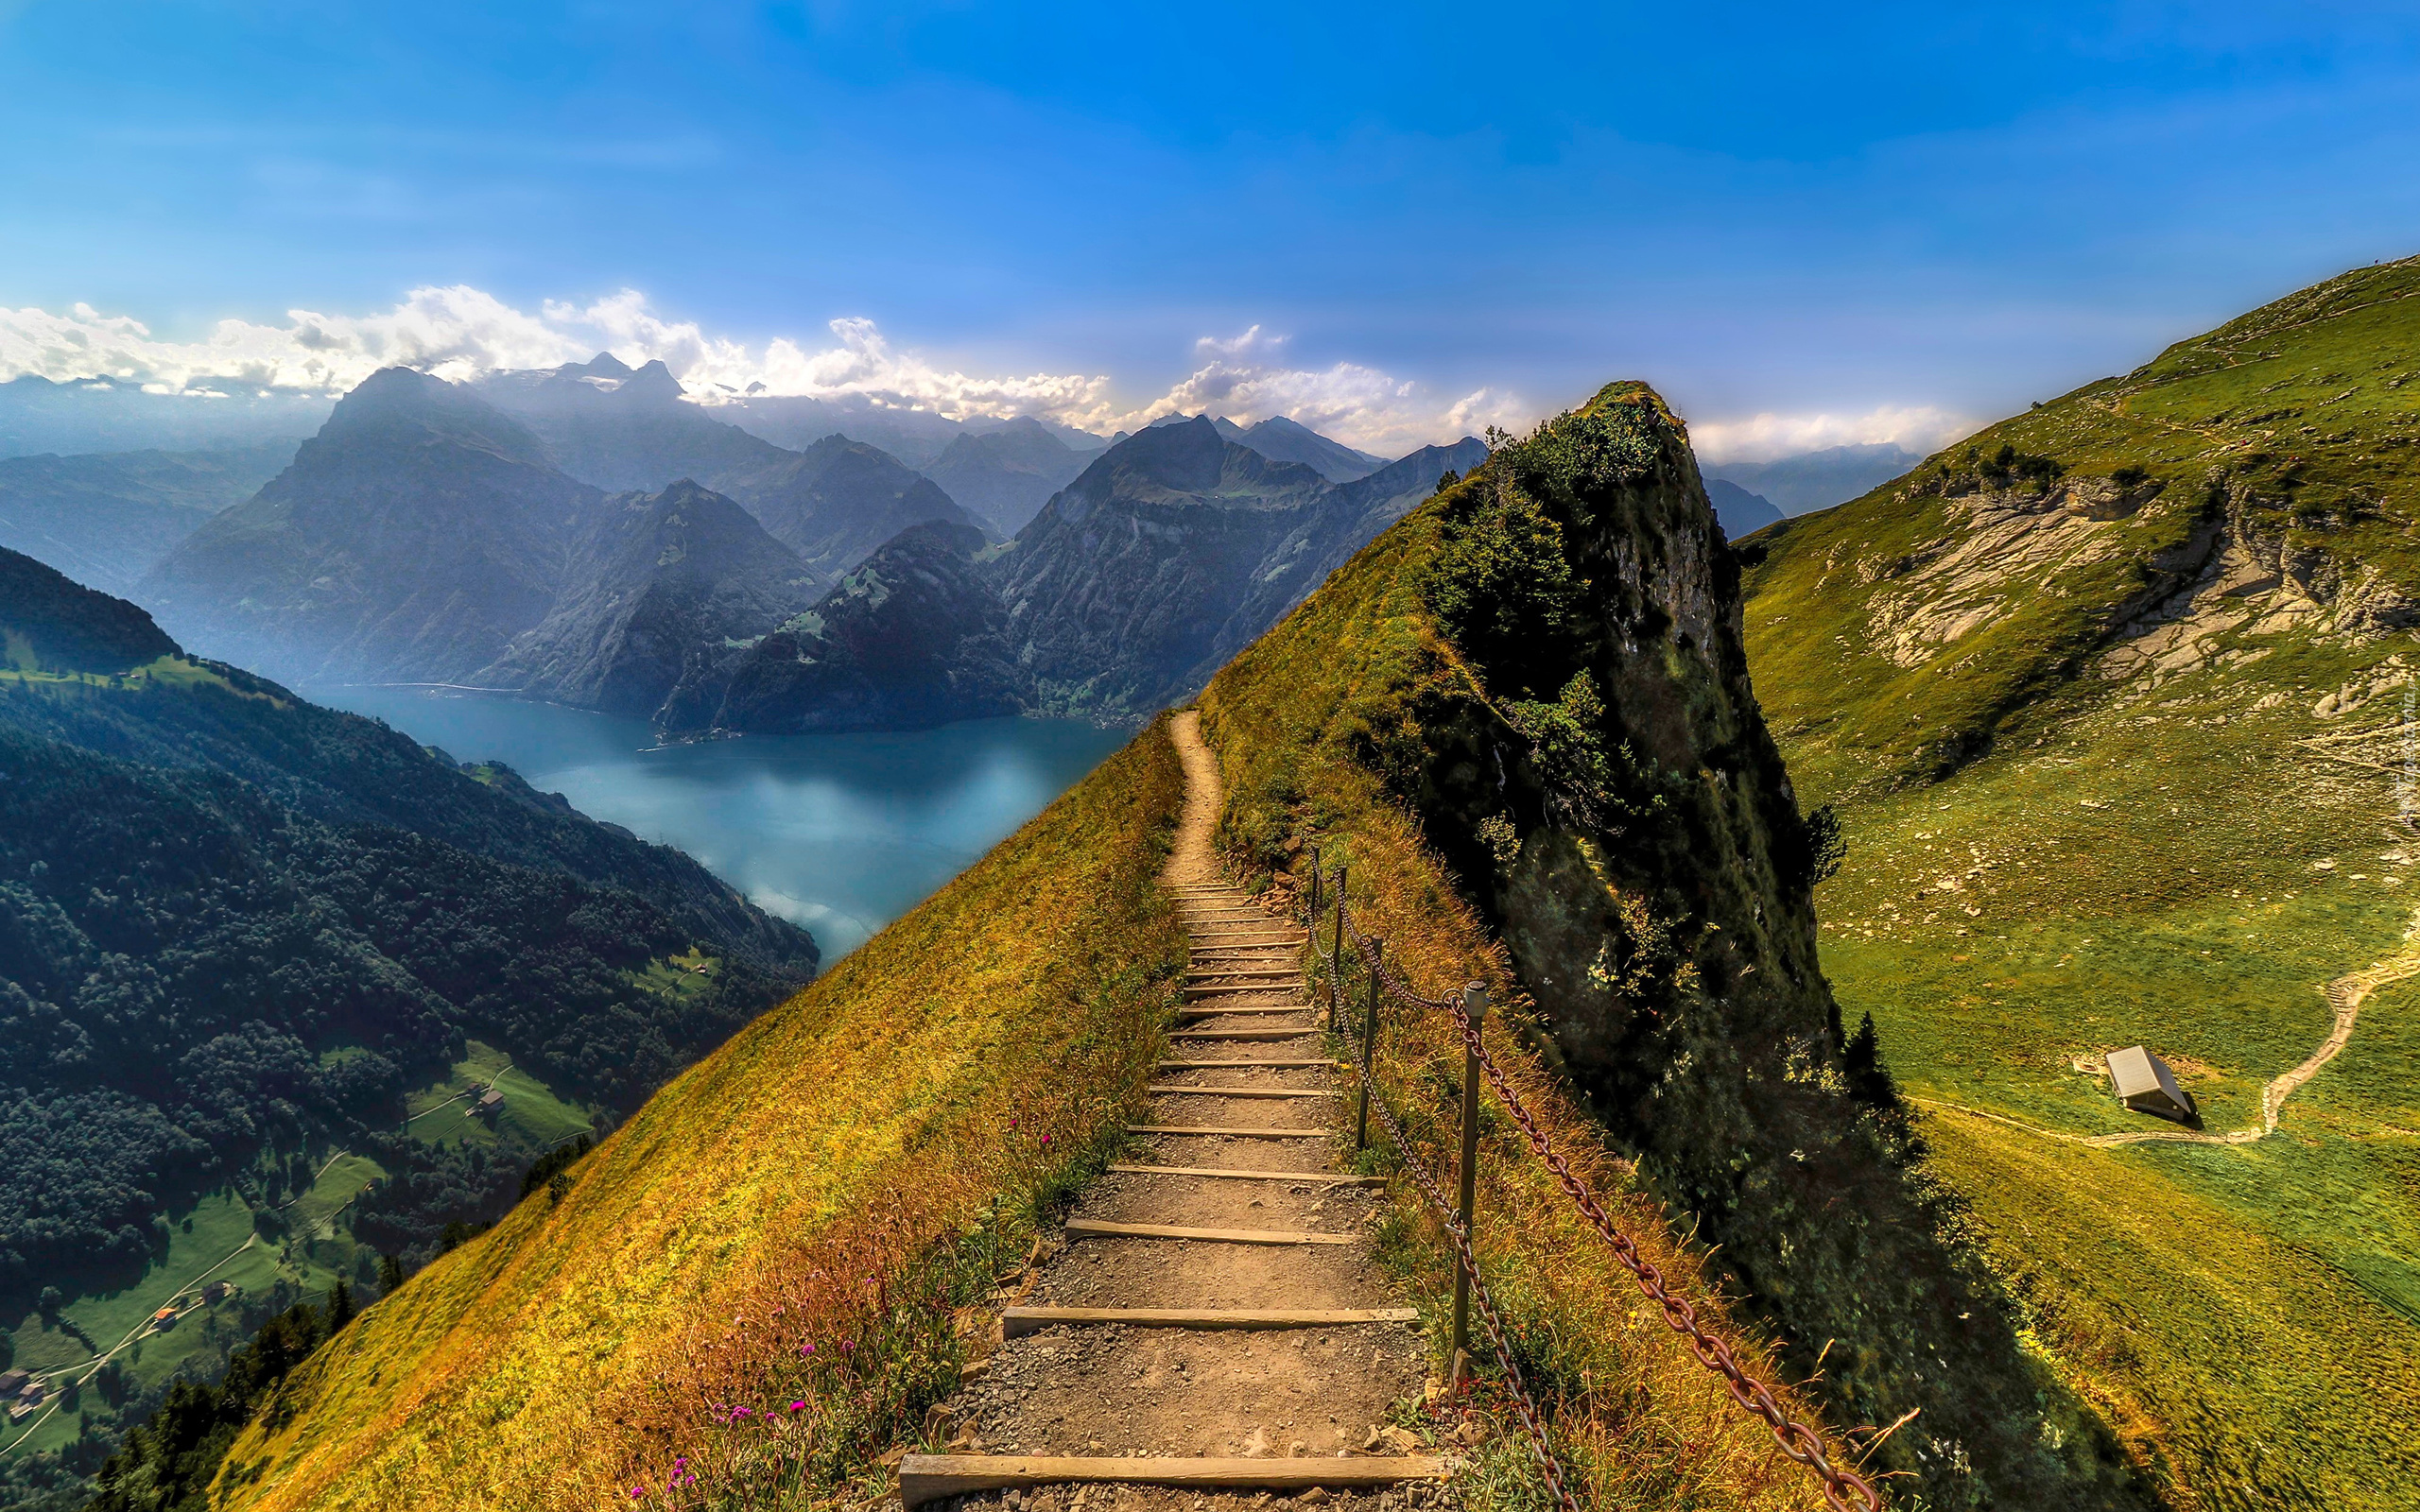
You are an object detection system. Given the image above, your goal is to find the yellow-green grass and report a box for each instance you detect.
[1796,681,2420,1511]
[211,716,1187,1512]
[403,1040,596,1151]
[1197,507,1857,1512]
[1737,255,2420,1509]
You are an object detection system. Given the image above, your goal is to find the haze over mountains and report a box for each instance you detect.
[92,359,1485,735]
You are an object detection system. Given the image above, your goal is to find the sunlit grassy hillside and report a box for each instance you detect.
[1742,253,2420,1509]
[211,719,1187,1511]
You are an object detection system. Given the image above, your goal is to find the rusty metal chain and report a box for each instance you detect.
[1352,1022,1581,1512]
[1309,867,1884,1512]
[1437,999,1884,1512]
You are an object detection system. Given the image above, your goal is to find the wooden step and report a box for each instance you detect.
[1065,1218,1355,1246]
[1148,1084,1338,1098]
[1184,967,1299,979]
[1176,1005,1312,1020]
[1107,1162,1384,1185]
[1168,1027,1319,1042]
[1188,928,1307,939]
[900,1454,1446,1508]
[1185,985,1307,1000]
[1156,1059,1343,1070]
[1127,1124,1327,1138]
[1002,1305,1416,1338]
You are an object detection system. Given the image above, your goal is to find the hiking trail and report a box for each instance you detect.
[898,711,1450,1512]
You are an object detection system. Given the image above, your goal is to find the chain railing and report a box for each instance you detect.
[1300,848,1885,1512]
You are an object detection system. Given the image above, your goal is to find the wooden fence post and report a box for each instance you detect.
[1450,981,1490,1389]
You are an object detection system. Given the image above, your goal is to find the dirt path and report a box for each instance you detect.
[898,712,1448,1512]
[1911,936,2420,1150]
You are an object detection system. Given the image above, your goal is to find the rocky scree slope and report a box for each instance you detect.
[1205,384,2150,1510]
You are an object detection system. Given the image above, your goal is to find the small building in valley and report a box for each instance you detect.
[475,1088,506,1117]
[2107,1045,2196,1122]
[0,1369,25,1397]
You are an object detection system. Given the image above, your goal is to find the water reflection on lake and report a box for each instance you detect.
[312,688,1132,960]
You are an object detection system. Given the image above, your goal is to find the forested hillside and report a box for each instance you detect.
[1740,253,2420,1508]
[0,550,815,1508]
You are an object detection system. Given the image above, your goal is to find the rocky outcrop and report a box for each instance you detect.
[1363,385,2148,1508]
[660,519,1025,735]
[474,480,821,718]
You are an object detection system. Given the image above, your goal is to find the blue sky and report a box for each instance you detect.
[4,1,2419,456]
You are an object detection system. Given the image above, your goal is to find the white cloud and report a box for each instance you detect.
[1685,404,1979,465]
[0,290,1516,456]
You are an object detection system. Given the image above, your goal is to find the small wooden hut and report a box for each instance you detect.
[2107,1045,2195,1121]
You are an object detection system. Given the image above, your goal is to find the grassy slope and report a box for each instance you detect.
[1198,501,1854,1512]
[1741,256,2420,1509]
[211,718,1184,1511]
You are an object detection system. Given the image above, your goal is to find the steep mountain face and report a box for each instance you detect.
[1703,477,1782,538]
[138,368,602,687]
[1703,442,1919,516]
[1200,385,2148,1510]
[474,481,821,719]
[476,352,792,493]
[1738,254,2420,1509]
[723,432,984,578]
[662,519,1025,735]
[1230,414,1388,481]
[921,416,1097,535]
[0,440,295,593]
[992,418,1334,715]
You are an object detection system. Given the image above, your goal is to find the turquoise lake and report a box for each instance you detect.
[313,688,1132,960]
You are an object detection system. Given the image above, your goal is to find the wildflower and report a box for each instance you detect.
[789,1400,806,1413]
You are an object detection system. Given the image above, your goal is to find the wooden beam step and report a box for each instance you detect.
[899,1454,1446,1508]
[1184,967,1299,979]
[1148,1084,1339,1098]
[1107,1162,1383,1185]
[1188,929,1307,938]
[1127,1124,1326,1138]
[1156,1059,1343,1070]
[1064,1218,1355,1246]
[1167,1027,1318,1041]
[1186,982,1307,996]
[1002,1305,1416,1337]
[1176,1005,1311,1019]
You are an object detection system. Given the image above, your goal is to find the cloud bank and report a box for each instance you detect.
[1685,404,1979,465]
[0,287,1528,455]
[0,285,1972,462]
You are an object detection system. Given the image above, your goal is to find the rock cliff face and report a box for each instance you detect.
[474,480,821,718]
[921,416,1098,536]
[139,368,602,687]
[992,418,1334,715]
[1289,385,2146,1508]
[661,518,1024,734]
[720,434,986,579]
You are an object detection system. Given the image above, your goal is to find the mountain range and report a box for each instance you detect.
[1702,441,1920,516]
[0,440,296,593]
[124,364,1482,734]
